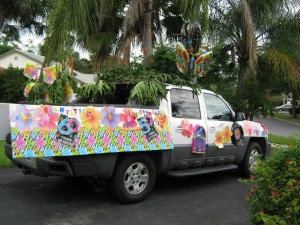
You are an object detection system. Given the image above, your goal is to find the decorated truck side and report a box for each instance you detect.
[4,84,271,203]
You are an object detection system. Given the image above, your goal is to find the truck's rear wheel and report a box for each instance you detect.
[239,142,262,177]
[111,155,156,204]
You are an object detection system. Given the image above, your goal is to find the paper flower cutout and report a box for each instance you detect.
[43,65,57,84]
[181,119,193,138]
[9,105,36,132]
[80,106,101,131]
[23,82,36,97]
[214,131,224,148]
[101,106,120,130]
[24,62,38,80]
[223,126,233,143]
[36,105,59,130]
[119,108,137,128]
[155,114,170,131]
[243,121,253,135]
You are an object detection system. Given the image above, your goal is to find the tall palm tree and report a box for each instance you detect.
[45,0,126,73]
[123,0,159,63]
[0,0,49,42]
[182,0,300,103]
[122,0,209,63]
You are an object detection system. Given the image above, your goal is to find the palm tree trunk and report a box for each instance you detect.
[123,36,132,65]
[237,59,248,102]
[0,4,5,30]
[143,10,153,64]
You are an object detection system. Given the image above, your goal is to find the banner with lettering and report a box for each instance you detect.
[9,104,174,158]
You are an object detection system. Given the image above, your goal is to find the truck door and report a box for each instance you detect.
[167,88,208,169]
[202,93,242,166]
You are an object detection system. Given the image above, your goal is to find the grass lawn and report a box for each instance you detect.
[0,140,13,168]
[269,134,299,145]
[274,113,300,124]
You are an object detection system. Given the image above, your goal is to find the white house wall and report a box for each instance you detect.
[0,103,10,140]
[0,52,43,69]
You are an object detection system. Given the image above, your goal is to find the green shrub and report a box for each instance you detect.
[242,140,300,225]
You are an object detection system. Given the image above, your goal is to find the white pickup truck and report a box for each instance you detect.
[4,84,271,203]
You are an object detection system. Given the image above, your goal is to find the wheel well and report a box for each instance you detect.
[114,152,160,173]
[248,137,267,156]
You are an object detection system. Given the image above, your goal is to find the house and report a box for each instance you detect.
[73,70,96,87]
[0,49,45,69]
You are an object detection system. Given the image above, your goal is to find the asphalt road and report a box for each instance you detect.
[0,168,251,225]
[256,116,300,137]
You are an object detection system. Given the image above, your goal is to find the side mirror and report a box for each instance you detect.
[234,112,245,121]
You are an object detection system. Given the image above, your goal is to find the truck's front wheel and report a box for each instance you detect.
[111,155,156,204]
[239,142,262,177]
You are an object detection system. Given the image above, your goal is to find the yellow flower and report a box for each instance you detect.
[214,131,224,149]
[80,106,102,130]
[223,126,233,143]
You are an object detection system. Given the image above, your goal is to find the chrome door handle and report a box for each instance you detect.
[175,126,183,133]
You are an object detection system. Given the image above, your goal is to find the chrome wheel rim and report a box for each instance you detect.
[249,149,260,171]
[124,162,149,195]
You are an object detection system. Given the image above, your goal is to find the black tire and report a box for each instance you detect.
[239,142,262,177]
[111,155,156,204]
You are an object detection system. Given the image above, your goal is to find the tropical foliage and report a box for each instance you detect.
[0,66,27,103]
[241,139,300,225]
[24,62,76,104]
[0,0,49,43]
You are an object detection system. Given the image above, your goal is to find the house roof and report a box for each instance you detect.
[0,49,45,64]
[73,70,96,84]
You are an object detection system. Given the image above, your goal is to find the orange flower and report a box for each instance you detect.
[80,106,101,130]
[156,114,170,131]
[214,131,224,148]
[223,126,233,143]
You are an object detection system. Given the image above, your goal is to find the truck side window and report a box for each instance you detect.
[170,89,201,119]
[203,93,232,121]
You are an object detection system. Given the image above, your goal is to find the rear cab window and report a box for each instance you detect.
[170,89,201,119]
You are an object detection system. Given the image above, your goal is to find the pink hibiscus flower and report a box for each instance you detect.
[36,105,59,130]
[120,108,137,128]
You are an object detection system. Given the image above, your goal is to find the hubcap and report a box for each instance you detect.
[249,149,260,171]
[124,162,149,195]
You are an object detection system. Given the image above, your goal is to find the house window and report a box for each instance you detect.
[14,56,18,60]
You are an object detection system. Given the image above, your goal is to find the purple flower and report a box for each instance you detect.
[87,135,96,145]
[35,135,45,148]
[101,106,120,129]
[103,134,111,145]
[15,136,26,149]
[117,134,125,144]
[130,133,138,144]
[10,105,36,132]
[155,135,161,143]
[166,133,172,142]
